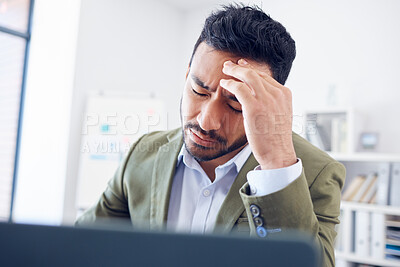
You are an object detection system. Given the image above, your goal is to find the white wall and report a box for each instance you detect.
[180,0,400,153]
[13,0,81,225]
[62,0,186,223]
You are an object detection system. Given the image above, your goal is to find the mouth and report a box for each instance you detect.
[188,128,218,147]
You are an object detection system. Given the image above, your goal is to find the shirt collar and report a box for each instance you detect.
[177,144,252,173]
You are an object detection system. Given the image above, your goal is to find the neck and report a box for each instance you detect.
[199,161,219,182]
[198,144,247,182]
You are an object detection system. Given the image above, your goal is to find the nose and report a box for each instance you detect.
[197,99,224,132]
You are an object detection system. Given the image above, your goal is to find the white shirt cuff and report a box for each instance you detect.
[246,158,303,196]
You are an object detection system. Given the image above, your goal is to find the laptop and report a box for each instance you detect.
[0,222,320,267]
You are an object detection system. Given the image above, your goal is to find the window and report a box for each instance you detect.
[0,0,33,221]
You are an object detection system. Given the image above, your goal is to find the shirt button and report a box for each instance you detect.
[203,189,211,197]
[250,187,257,195]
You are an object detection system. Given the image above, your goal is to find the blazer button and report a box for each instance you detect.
[249,204,260,218]
[254,217,264,227]
[256,226,267,238]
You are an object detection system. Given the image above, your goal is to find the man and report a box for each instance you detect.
[77,4,345,267]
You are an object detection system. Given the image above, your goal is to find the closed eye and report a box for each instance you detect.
[228,105,242,113]
[192,88,208,97]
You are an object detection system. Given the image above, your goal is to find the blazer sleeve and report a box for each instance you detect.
[239,161,345,267]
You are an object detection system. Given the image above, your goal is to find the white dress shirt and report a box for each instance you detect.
[166,144,302,234]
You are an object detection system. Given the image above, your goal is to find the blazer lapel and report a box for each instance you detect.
[150,130,183,230]
[214,153,258,233]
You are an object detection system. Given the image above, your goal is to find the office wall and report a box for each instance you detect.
[63,0,185,223]
[180,0,400,153]
[13,0,81,225]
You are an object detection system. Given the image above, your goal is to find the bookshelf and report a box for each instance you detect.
[303,109,400,266]
[305,108,355,154]
[330,153,400,163]
[333,153,400,267]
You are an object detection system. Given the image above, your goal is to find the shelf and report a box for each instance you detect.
[336,251,400,267]
[305,108,354,154]
[341,201,400,215]
[305,107,352,114]
[329,152,400,162]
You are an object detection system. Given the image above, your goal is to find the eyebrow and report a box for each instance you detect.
[191,74,214,92]
[191,74,239,103]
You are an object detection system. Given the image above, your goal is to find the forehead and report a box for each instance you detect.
[190,42,272,81]
[191,42,239,75]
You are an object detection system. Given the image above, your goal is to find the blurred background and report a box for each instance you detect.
[1,0,400,266]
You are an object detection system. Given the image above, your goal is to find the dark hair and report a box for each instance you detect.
[189,4,296,85]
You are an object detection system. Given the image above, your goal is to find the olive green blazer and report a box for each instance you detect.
[77,128,345,267]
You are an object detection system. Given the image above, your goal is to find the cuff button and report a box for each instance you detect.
[249,204,260,218]
[254,217,264,227]
[256,226,267,238]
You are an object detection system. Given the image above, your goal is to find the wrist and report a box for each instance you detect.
[251,135,297,170]
[260,156,297,170]
[258,145,297,170]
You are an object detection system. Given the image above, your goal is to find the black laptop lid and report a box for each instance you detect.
[0,222,320,267]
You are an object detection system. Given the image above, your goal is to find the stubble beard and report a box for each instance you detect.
[180,100,247,162]
[182,126,248,162]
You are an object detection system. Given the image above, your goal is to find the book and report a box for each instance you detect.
[386,244,400,256]
[387,220,400,228]
[342,175,366,201]
[390,163,400,206]
[371,213,385,258]
[331,118,340,153]
[331,117,348,153]
[316,124,331,151]
[355,210,370,256]
[368,191,377,204]
[352,173,377,201]
[376,163,391,205]
[387,227,400,240]
[357,173,378,203]
[306,122,326,151]
[387,239,400,246]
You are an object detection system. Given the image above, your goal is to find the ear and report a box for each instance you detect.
[185,65,190,79]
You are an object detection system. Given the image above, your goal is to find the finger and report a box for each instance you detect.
[223,60,283,99]
[219,78,257,107]
[237,59,284,89]
[237,59,291,98]
[222,61,265,95]
[237,59,271,79]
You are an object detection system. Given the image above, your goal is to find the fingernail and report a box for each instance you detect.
[224,61,234,67]
[239,59,248,65]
